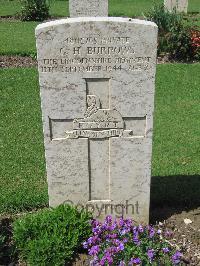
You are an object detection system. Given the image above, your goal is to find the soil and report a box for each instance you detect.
[0,15,65,22]
[151,207,200,266]
[0,56,37,68]
[0,16,19,22]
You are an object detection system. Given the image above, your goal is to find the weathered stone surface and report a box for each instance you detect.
[36,17,157,223]
[69,0,108,17]
[164,0,188,13]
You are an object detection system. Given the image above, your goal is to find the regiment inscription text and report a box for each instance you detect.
[38,36,152,73]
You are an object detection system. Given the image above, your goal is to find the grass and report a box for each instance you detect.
[153,64,200,176]
[188,0,200,13]
[186,13,200,27]
[0,68,48,213]
[0,0,21,17]
[0,64,200,214]
[109,0,161,17]
[50,0,69,17]
[0,0,70,17]
[0,0,199,18]
[0,21,38,56]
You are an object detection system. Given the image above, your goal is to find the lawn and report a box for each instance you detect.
[0,68,48,213]
[0,0,199,17]
[0,21,38,56]
[1,64,200,214]
[188,0,200,13]
[153,64,200,177]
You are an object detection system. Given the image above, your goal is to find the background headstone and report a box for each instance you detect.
[69,0,108,17]
[36,1,158,223]
[164,0,188,13]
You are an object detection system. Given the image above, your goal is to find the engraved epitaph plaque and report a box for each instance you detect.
[36,17,158,223]
[69,0,108,17]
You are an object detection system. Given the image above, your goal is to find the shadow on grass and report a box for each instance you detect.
[150,175,200,223]
[0,217,16,265]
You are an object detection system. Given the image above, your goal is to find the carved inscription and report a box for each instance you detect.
[66,129,132,139]
[38,36,152,73]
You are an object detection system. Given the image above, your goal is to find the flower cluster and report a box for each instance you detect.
[83,216,182,265]
[191,29,200,49]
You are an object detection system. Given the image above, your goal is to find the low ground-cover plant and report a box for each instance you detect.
[83,216,182,265]
[20,0,50,21]
[13,204,92,265]
[145,4,200,61]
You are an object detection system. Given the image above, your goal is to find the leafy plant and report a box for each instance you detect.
[13,205,92,265]
[145,4,183,33]
[145,4,200,61]
[20,0,51,21]
[83,216,182,265]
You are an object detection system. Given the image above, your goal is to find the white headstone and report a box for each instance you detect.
[69,0,108,17]
[36,3,157,223]
[164,0,188,13]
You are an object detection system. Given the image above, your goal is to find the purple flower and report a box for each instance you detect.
[120,228,128,235]
[92,226,102,235]
[89,245,100,256]
[119,261,125,266]
[113,240,125,252]
[133,231,140,245]
[118,242,124,251]
[109,220,117,230]
[103,252,113,265]
[83,241,88,249]
[129,257,141,265]
[119,217,124,227]
[134,258,141,264]
[113,239,120,245]
[138,225,144,233]
[149,227,155,238]
[122,237,128,243]
[87,235,100,246]
[125,218,133,227]
[87,236,93,245]
[101,223,109,231]
[120,224,131,235]
[100,257,106,265]
[172,251,182,264]
[91,219,100,228]
[108,233,117,239]
[105,215,112,224]
[157,229,162,234]
[162,247,170,253]
[147,249,154,262]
